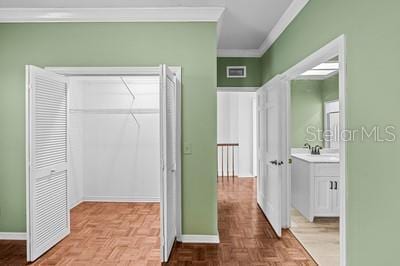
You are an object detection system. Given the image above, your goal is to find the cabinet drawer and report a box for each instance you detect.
[314,163,339,176]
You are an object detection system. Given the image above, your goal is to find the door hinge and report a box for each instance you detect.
[288,158,292,164]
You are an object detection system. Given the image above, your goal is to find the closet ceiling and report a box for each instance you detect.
[0,0,294,50]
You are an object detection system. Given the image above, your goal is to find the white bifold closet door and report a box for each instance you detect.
[26,66,70,262]
[160,65,177,262]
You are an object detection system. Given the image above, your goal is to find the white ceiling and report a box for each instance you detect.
[0,0,294,51]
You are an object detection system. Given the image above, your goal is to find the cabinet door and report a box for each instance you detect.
[331,178,340,215]
[314,177,332,215]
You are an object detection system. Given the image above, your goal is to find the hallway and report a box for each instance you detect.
[0,178,316,265]
[168,178,316,265]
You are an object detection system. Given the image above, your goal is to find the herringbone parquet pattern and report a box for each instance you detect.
[0,178,316,265]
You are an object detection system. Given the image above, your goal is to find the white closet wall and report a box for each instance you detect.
[217,92,255,177]
[69,76,160,208]
[69,80,84,208]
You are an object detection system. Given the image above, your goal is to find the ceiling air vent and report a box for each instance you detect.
[226,66,246,78]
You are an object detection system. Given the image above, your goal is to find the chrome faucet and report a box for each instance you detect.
[311,145,323,155]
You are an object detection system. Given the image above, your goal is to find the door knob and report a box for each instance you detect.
[269,160,278,165]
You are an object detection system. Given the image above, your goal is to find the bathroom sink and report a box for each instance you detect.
[291,153,339,163]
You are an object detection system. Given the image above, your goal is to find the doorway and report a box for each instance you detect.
[256,36,346,265]
[289,56,341,265]
[25,66,181,263]
[217,90,257,181]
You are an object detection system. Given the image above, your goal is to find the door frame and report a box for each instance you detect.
[279,35,347,266]
[27,66,182,260]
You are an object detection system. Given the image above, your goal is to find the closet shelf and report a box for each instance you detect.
[69,108,159,114]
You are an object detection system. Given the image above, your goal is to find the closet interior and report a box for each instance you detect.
[26,65,179,263]
[68,75,161,207]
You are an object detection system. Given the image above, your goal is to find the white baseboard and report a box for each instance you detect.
[83,196,160,203]
[69,199,84,209]
[0,232,27,240]
[178,234,220,244]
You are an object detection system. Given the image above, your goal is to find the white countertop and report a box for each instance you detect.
[291,153,339,163]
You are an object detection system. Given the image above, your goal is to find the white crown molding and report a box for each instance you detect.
[217,49,260,58]
[0,7,225,22]
[258,0,309,56]
[0,232,27,240]
[178,234,220,244]
[216,9,226,45]
[217,0,310,58]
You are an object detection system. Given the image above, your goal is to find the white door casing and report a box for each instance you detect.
[26,65,70,261]
[160,64,177,262]
[256,75,286,237]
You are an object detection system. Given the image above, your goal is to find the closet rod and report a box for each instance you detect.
[129,111,140,128]
[121,77,136,100]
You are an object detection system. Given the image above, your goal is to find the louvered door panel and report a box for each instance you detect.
[27,65,70,262]
[166,75,176,168]
[33,75,67,169]
[33,170,68,248]
[160,65,177,262]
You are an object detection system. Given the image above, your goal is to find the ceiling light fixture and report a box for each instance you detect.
[312,62,339,70]
[301,69,337,76]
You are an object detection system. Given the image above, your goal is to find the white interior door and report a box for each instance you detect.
[26,65,70,261]
[256,75,285,237]
[160,64,177,262]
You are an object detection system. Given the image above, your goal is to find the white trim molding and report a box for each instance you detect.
[0,232,27,240]
[217,87,259,92]
[217,0,310,58]
[69,200,84,210]
[0,7,225,23]
[83,196,160,202]
[258,0,309,56]
[179,234,220,244]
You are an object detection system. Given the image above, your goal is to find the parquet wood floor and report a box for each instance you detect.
[1,178,316,265]
[0,202,160,266]
[167,178,317,265]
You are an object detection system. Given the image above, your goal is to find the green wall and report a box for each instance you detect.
[291,75,339,148]
[217,57,261,87]
[0,22,218,235]
[261,1,400,265]
[322,74,339,102]
[291,80,324,148]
